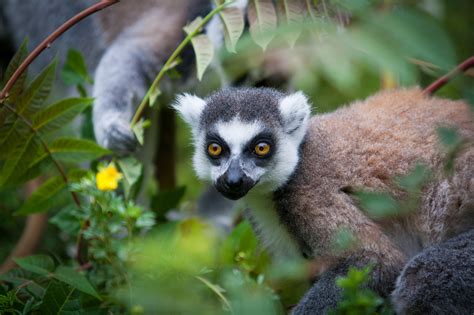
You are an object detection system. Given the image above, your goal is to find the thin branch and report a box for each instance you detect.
[130,1,230,126]
[423,56,474,95]
[0,0,119,100]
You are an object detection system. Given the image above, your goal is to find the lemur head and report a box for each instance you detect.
[173,88,311,200]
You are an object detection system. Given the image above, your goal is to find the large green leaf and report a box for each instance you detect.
[220,7,245,53]
[49,138,110,163]
[1,38,29,101]
[248,0,278,50]
[14,255,55,276]
[39,281,76,315]
[18,60,57,115]
[15,176,67,215]
[0,61,57,156]
[54,266,101,299]
[32,97,93,134]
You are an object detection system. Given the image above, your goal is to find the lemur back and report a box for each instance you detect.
[275,88,474,261]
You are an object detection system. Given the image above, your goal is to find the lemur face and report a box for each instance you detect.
[174,88,311,199]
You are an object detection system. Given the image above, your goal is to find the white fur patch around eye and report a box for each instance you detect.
[215,118,263,155]
[279,91,311,137]
[172,93,206,133]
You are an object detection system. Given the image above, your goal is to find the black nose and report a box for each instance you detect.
[224,161,244,190]
[224,172,244,190]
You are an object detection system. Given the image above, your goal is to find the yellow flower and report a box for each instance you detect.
[96,164,123,191]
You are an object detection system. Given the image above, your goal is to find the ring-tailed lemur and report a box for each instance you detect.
[173,87,474,314]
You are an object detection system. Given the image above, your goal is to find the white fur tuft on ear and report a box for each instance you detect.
[172,93,206,131]
[279,91,311,137]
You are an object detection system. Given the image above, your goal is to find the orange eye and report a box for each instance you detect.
[208,143,222,157]
[255,142,271,156]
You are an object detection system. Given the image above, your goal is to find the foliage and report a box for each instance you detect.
[330,267,393,315]
[1,0,473,314]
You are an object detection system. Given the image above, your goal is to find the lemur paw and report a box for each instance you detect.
[95,118,138,155]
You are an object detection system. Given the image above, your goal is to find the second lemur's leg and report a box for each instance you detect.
[392,229,474,315]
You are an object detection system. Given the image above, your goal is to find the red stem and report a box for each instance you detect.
[0,0,119,100]
[423,56,474,95]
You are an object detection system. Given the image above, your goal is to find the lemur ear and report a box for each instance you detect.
[279,91,311,136]
[172,93,206,130]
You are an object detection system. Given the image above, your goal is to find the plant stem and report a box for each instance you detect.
[0,0,119,101]
[423,56,474,95]
[130,2,230,127]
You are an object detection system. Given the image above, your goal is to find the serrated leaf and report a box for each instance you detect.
[220,7,245,53]
[39,281,76,315]
[2,38,29,101]
[54,266,101,299]
[190,34,214,81]
[0,134,43,187]
[248,0,278,50]
[61,49,93,86]
[277,0,305,47]
[18,60,57,116]
[49,138,110,162]
[32,97,93,134]
[15,176,66,215]
[14,255,55,276]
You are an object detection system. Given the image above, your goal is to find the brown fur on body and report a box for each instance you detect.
[275,88,474,295]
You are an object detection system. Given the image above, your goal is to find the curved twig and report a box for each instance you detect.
[423,56,474,95]
[0,0,119,100]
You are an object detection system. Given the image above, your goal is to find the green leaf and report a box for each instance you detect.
[190,34,215,81]
[0,134,43,187]
[49,138,110,162]
[437,127,461,151]
[118,156,143,199]
[14,255,55,276]
[396,164,431,191]
[355,191,401,219]
[131,119,150,145]
[248,0,278,50]
[277,0,305,47]
[18,60,57,116]
[220,7,245,53]
[54,266,101,299]
[32,97,93,134]
[61,49,93,86]
[39,281,76,315]
[2,38,28,101]
[149,87,162,107]
[15,176,67,215]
